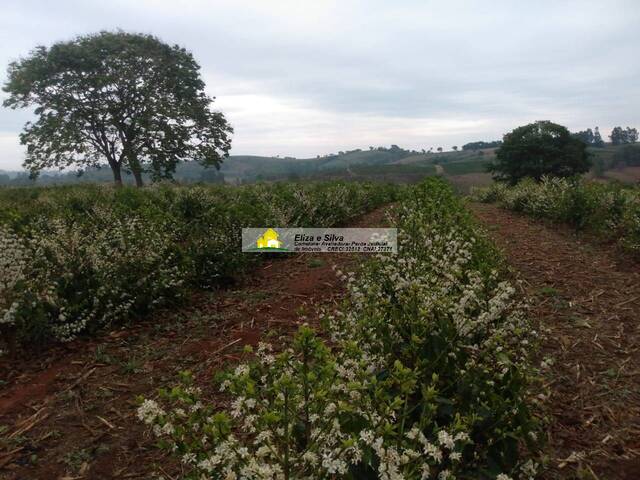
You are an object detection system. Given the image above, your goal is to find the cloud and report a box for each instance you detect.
[0,0,638,168]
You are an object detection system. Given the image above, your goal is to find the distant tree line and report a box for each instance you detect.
[571,127,605,147]
[609,126,639,145]
[571,126,638,147]
[462,140,502,151]
[0,163,226,187]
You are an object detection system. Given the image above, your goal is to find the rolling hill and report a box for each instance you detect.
[1,143,637,187]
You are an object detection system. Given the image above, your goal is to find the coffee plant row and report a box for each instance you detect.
[472,177,640,255]
[139,178,541,479]
[0,182,397,350]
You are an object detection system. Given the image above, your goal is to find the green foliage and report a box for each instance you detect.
[473,177,640,254]
[572,129,595,145]
[0,182,397,350]
[2,31,232,186]
[609,126,639,145]
[140,178,541,479]
[572,126,604,147]
[462,140,501,151]
[489,121,591,185]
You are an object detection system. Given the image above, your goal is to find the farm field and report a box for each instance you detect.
[469,178,640,478]
[137,179,541,479]
[447,173,494,194]
[1,178,545,479]
[0,181,397,350]
[1,3,639,478]
[0,177,637,478]
[0,199,394,479]
[600,166,640,184]
[472,178,640,257]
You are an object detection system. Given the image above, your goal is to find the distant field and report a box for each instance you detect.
[350,163,437,175]
[390,153,430,165]
[304,163,438,184]
[588,145,621,163]
[441,159,491,175]
[391,148,496,166]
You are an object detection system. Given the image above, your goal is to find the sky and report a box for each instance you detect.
[0,0,639,170]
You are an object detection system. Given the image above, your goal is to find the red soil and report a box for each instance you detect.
[471,203,640,480]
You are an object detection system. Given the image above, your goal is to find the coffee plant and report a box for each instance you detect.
[139,178,541,479]
[0,182,397,350]
[472,177,640,255]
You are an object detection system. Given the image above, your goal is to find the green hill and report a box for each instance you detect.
[2,143,636,187]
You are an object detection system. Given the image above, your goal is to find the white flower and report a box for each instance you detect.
[137,399,165,424]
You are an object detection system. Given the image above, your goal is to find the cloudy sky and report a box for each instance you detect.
[1,0,639,169]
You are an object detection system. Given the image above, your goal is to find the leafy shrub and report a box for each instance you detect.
[470,183,508,204]
[139,178,540,479]
[472,177,640,254]
[0,182,398,350]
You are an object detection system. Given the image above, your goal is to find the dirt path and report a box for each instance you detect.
[470,203,640,480]
[0,206,392,479]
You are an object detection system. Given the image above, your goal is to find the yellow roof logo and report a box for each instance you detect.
[256,228,283,249]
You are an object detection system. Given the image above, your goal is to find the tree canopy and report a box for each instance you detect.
[572,126,605,147]
[610,126,639,145]
[489,121,591,184]
[461,140,502,151]
[3,31,233,186]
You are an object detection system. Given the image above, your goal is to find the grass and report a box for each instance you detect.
[349,163,437,174]
[94,345,116,365]
[120,355,144,375]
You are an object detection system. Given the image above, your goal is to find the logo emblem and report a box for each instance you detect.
[255,228,288,251]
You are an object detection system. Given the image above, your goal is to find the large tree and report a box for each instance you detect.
[610,127,625,145]
[593,126,605,147]
[610,126,639,145]
[572,128,594,145]
[572,127,605,147]
[489,121,590,184]
[3,31,232,187]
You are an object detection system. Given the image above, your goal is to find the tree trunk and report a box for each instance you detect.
[132,168,144,188]
[126,152,144,188]
[111,163,123,188]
